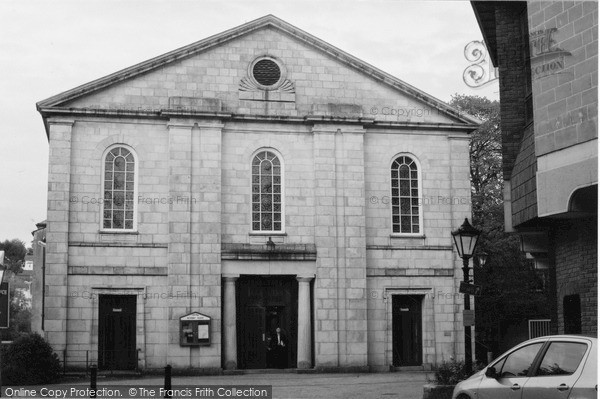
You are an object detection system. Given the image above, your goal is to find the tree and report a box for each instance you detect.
[450,94,551,360]
[449,94,502,226]
[2,333,61,385]
[0,239,27,274]
[0,239,32,339]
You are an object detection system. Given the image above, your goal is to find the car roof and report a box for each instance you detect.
[488,335,596,366]
[532,335,597,341]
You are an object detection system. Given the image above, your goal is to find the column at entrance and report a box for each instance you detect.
[297,275,314,369]
[223,275,239,370]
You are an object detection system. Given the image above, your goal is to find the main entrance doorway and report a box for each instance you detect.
[236,276,298,369]
[98,295,137,370]
[392,295,423,366]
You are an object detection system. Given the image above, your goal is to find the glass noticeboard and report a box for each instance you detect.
[198,324,209,340]
[179,312,211,346]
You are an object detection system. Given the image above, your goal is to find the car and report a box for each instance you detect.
[452,335,597,399]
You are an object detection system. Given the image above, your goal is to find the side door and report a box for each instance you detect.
[98,295,137,370]
[392,295,423,366]
[478,342,545,399]
[521,339,591,399]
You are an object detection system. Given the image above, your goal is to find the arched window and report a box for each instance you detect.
[252,150,282,232]
[391,155,420,234]
[102,145,136,230]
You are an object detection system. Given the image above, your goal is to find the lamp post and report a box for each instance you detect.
[477,252,488,268]
[451,218,481,375]
[0,251,8,397]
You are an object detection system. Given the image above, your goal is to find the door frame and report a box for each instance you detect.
[90,288,146,369]
[98,294,137,370]
[235,275,298,369]
[385,288,434,368]
[392,294,423,366]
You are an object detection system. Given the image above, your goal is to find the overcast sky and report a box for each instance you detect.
[0,0,498,245]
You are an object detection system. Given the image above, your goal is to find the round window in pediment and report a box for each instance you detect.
[251,57,283,88]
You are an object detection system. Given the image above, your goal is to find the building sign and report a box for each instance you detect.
[459,281,482,296]
[463,40,499,88]
[463,310,475,327]
[0,282,9,329]
[530,28,571,79]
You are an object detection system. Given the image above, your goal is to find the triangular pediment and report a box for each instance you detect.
[37,15,479,127]
[180,312,210,321]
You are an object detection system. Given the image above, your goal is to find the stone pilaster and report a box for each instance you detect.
[45,118,74,357]
[313,126,339,367]
[191,120,224,368]
[312,123,368,369]
[166,119,193,366]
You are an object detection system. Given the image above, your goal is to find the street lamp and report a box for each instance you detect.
[452,218,482,375]
[0,251,6,283]
[477,252,489,268]
[0,251,8,398]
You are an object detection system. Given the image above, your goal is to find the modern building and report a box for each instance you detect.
[472,1,597,337]
[37,15,478,372]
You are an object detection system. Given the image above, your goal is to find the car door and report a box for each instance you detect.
[521,339,591,399]
[478,342,545,399]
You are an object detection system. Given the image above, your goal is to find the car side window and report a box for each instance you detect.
[499,343,543,378]
[535,342,588,376]
[491,356,507,372]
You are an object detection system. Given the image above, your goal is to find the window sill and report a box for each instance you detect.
[249,232,287,236]
[390,234,426,239]
[99,230,139,235]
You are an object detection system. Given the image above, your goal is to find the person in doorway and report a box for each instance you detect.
[269,327,288,368]
[265,334,274,368]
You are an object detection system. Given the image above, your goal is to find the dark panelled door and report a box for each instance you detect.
[237,276,297,369]
[239,306,266,368]
[98,295,136,370]
[392,295,423,366]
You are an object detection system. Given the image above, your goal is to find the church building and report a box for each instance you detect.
[37,15,478,372]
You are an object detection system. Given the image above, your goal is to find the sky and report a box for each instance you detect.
[0,0,499,245]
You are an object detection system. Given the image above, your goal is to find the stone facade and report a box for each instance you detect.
[38,15,477,372]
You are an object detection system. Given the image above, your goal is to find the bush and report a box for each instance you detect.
[428,359,480,386]
[1,333,61,385]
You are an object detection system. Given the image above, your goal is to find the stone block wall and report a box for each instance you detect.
[364,130,471,369]
[220,122,315,245]
[529,1,598,156]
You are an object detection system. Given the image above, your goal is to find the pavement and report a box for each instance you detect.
[68,371,432,399]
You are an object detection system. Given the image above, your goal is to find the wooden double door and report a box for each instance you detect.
[236,276,298,369]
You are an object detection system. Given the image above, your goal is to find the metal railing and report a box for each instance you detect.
[60,349,141,374]
[529,319,551,339]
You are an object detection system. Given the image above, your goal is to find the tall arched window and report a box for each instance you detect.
[102,145,136,230]
[252,150,282,232]
[391,155,420,234]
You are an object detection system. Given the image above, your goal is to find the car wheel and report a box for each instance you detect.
[457,395,471,399]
